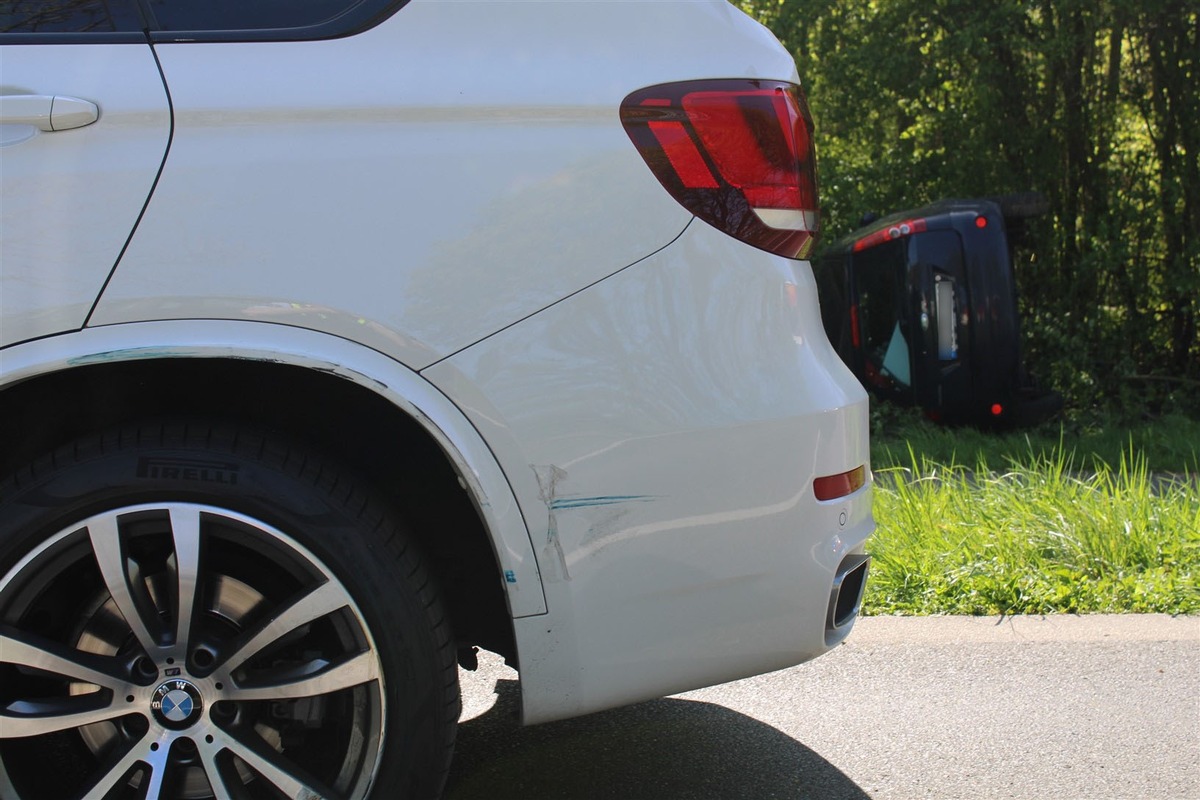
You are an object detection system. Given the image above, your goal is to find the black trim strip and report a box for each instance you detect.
[0,31,145,44]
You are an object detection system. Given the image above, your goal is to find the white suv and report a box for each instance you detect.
[0,1,873,797]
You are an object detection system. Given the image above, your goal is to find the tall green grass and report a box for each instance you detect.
[865,444,1200,615]
[871,408,1200,475]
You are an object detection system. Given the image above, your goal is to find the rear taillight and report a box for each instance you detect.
[621,80,820,259]
[851,217,928,252]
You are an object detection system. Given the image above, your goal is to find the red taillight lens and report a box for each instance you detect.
[851,217,928,253]
[621,80,820,259]
[814,465,867,501]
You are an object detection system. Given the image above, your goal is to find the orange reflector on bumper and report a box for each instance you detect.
[814,465,866,501]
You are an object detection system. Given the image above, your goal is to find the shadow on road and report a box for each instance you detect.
[446,679,869,799]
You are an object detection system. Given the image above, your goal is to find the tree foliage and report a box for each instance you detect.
[739,0,1199,414]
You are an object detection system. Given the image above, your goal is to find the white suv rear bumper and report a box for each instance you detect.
[425,220,874,723]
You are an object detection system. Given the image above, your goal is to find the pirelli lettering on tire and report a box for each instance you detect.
[137,457,239,485]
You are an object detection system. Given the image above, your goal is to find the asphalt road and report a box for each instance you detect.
[445,615,1199,800]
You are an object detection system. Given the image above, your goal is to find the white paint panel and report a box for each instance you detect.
[92,0,796,368]
[0,45,169,347]
[426,222,874,722]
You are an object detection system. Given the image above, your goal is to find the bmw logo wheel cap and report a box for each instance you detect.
[151,679,204,729]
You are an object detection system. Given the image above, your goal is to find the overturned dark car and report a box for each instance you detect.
[814,195,1062,427]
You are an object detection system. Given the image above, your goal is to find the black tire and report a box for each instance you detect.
[987,191,1050,221]
[0,421,459,800]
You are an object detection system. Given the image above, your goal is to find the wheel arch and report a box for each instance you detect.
[0,321,546,661]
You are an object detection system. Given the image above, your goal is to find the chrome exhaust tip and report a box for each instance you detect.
[826,552,871,645]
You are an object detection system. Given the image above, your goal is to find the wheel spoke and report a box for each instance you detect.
[87,513,162,659]
[228,650,379,701]
[216,731,335,800]
[168,506,203,654]
[0,694,134,738]
[0,629,129,692]
[196,739,237,800]
[218,581,349,676]
[136,738,171,800]
[79,735,150,800]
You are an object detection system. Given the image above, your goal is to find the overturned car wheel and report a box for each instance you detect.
[0,423,459,800]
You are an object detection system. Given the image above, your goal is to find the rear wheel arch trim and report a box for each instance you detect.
[0,319,547,618]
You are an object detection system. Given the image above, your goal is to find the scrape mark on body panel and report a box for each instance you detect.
[532,464,571,582]
[548,495,655,511]
[533,470,662,581]
[67,347,199,366]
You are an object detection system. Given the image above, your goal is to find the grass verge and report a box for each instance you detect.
[870,408,1200,475]
[864,412,1199,616]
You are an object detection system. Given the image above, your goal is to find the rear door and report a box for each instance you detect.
[0,2,170,347]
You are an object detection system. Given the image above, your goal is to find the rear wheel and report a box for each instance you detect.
[988,191,1050,221]
[0,422,459,799]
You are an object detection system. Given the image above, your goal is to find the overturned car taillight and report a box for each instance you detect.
[621,79,820,259]
[851,217,928,253]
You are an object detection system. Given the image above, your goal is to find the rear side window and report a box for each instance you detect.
[1,0,144,33]
[853,239,913,390]
[1,0,406,40]
[144,0,362,33]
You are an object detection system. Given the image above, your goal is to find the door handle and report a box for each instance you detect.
[0,94,99,131]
